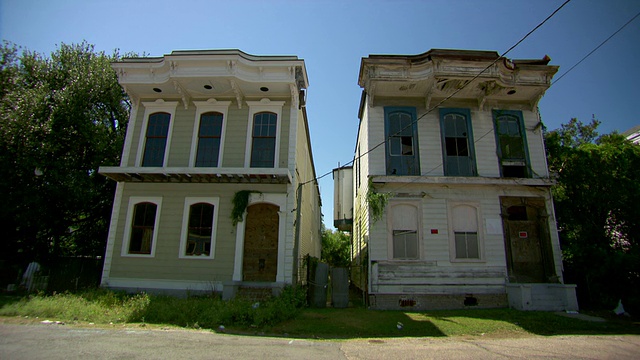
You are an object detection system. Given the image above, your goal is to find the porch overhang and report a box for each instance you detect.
[99,166,292,184]
[371,175,555,187]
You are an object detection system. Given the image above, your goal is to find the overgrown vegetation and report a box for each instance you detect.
[231,190,260,226]
[366,180,390,223]
[321,229,351,267]
[0,286,307,329]
[2,291,638,338]
[0,41,131,285]
[545,118,640,313]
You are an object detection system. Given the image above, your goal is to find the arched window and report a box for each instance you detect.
[384,107,419,175]
[390,203,419,260]
[129,202,158,254]
[440,108,476,176]
[142,112,171,166]
[250,112,277,168]
[185,203,215,256]
[452,204,479,259]
[195,112,223,167]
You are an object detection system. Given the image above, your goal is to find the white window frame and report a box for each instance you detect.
[121,196,163,258]
[179,197,220,259]
[447,201,485,262]
[386,200,422,261]
[136,100,179,167]
[244,99,285,168]
[190,99,231,167]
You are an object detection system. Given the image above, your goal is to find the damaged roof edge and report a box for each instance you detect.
[362,48,551,67]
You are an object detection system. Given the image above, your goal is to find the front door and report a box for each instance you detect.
[242,203,279,282]
[501,197,556,283]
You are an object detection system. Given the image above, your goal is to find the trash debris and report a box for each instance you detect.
[397,322,403,330]
[252,302,260,309]
[218,325,225,333]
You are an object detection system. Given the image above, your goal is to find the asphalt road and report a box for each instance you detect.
[1,323,639,359]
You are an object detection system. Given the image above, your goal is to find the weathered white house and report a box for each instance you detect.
[340,49,578,310]
[99,50,322,298]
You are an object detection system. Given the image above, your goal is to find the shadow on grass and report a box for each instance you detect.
[231,307,640,340]
[2,293,638,340]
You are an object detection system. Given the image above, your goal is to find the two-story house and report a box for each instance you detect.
[99,50,321,298]
[342,49,578,311]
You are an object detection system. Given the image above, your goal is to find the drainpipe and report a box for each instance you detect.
[293,182,303,284]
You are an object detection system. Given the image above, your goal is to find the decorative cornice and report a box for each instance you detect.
[172,80,190,109]
[229,79,243,109]
[290,84,299,108]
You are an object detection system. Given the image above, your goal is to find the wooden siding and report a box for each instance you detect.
[366,183,560,293]
[166,106,196,167]
[295,107,321,260]
[106,182,287,283]
[122,99,292,170]
[220,106,249,167]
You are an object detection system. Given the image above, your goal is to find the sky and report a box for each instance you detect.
[2,0,639,229]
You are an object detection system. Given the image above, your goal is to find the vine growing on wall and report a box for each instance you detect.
[231,190,261,226]
[366,180,390,224]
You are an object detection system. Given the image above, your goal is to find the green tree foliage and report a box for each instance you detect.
[545,118,640,312]
[321,229,351,267]
[0,41,129,265]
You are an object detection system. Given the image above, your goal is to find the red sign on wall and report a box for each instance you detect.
[519,231,528,238]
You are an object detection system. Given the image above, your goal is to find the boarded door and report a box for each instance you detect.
[501,197,555,283]
[243,203,279,282]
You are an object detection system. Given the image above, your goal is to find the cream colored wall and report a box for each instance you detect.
[357,96,559,294]
[362,98,549,179]
[294,108,321,260]
[367,183,561,294]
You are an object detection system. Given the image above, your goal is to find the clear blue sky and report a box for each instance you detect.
[2,0,639,229]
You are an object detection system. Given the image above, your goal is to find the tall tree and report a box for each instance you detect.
[321,229,351,267]
[545,118,640,312]
[0,41,129,268]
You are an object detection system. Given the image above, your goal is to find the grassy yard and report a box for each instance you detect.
[1,290,638,339]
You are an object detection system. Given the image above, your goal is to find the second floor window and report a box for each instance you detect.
[493,110,529,178]
[195,112,223,167]
[384,107,419,175]
[250,112,277,168]
[440,108,476,176]
[142,112,171,167]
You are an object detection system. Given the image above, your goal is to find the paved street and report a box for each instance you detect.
[1,323,639,359]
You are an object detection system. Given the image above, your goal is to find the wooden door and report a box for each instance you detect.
[242,203,279,282]
[501,197,555,283]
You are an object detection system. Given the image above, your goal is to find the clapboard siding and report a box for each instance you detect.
[108,182,287,282]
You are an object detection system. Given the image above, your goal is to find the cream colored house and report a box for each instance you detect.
[343,49,578,310]
[99,50,321,298]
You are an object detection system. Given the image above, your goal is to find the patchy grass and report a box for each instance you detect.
[264,308,640,339]
[1,290,639,339]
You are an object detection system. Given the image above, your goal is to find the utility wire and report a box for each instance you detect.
[301,0,571,187]
[552,10,640,86]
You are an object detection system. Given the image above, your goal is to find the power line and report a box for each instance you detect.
[302,0,571,186]
[552,10,640,86]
